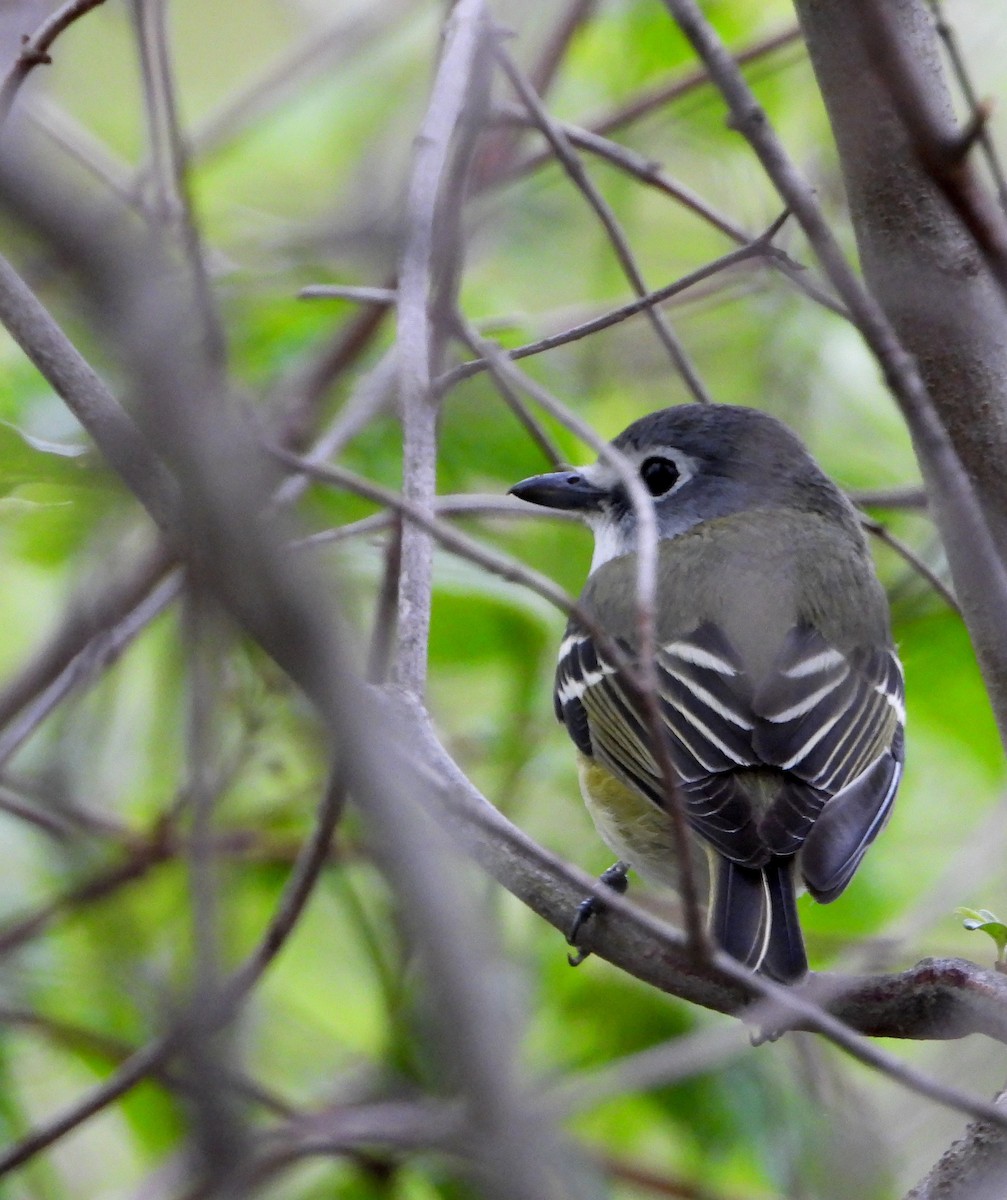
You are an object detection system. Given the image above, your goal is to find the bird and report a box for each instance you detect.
[509,404,904,982]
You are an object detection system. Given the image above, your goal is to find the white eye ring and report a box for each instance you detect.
[578,444,694,498]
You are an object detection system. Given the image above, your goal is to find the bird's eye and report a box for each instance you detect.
[640,456,680,497]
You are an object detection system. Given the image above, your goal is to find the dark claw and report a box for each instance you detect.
[567,861,630,966]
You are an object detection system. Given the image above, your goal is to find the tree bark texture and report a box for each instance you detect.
[794,0,1007,725]
[905,1088,1007,1199]
[795,4,1007,1192]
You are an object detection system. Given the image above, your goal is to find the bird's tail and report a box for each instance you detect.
[711,858,808,983]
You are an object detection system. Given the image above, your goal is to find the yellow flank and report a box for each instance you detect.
[577,754,709,896]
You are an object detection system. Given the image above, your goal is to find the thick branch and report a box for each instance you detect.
[791,0,1007,733]
[658,0,1007,748]
[402,692,1007,1045]
[0,131,566,1200]
[905,1087,1007,1199]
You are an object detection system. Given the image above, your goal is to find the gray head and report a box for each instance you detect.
[509,404,856,571]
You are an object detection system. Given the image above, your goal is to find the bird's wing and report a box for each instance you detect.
[555,621,767,863]
[752,624,904,881]
[554,620,904,880]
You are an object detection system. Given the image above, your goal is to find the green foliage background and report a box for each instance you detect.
[0,0,1004,1197]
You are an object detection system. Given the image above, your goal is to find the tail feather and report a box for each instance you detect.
[711,860,771,971]
[711,857,808,983]
[760,859,808,983]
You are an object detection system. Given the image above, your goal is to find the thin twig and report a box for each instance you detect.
[0,829,174,960]
[0,778,122,841]
[0,1033,176,1176]
[293,493,579,549]
[0,1005,292,1119]
[861,515,959,613]
[0,772,346,1176]
[299,285,397,304]
[529,0,598,96]
[850,485,929,510]
[498,104,846,317]
[0,250,179,535]
[130,0,227,375]
[0,571,182,768]
[393,0,491,695]
[438,216,789,393]
[596,1155,748,1200]
[927,0,1007,216]
[657,0,1007,750]
[453,318,566,467]
[848,0,1007,300]
[496,100,751,242]
[270,448,582,619]
[180,591,250,1192]
[268,305,396,490]
[463,332,711,957]
[367,517,403,684]
[590,23,803,140]
[469,0,597,189]
[495,39,714,405]
[0,539,175,734]
[0,0,110,127]
[545,1023,751,1117]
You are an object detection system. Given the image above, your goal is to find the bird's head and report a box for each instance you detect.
[509,404,848,572]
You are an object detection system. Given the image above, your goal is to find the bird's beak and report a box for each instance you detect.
[508,470,606,512]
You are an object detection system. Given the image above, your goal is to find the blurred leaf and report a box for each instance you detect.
[0,420,92,495]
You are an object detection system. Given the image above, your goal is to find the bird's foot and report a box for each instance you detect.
[567,861,630,965]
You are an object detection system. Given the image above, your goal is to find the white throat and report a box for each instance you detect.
[587,515,631,574]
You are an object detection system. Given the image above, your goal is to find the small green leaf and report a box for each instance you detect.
[956,907,1007,962]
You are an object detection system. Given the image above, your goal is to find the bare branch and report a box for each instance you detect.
[495,38,714,405]
[0,127,568,1200]
[293,492,579,549]
[589,23,803,140]
[299,284,397,304]
[658,0,1007,749]
[23,94,134,201]
[0,249,179,534]
[270,448,581,618]
[0,827,172,962]
[0,539,174,734]
[0,1031,175,1176]
[0,569,181,768]
[129,0,227,374]
[848,0,1007,298]
[861,515,959,613]
[438,217,788,392]
[0,1004,291,1118]
[393,0,491,695]
[0,0,109,127]
[453,317,566,466]
[851,485,929,510]
[927,0,1007,216]
[496,104,846,317]
[905,1086,1007,1199]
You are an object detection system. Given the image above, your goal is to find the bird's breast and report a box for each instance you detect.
[577,753,709,893]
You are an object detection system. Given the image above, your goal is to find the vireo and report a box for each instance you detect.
[510,404,904,982]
